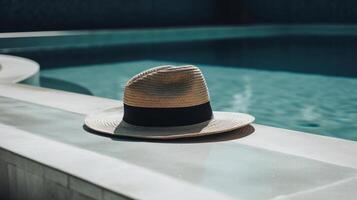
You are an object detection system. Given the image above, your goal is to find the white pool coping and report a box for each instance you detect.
[0,54,39,84]
[0,124,236,200]
[1,83,357,199]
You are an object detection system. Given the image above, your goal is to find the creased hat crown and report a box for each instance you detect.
[124,65,210,108]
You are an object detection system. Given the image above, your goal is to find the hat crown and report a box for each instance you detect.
[124,65,210,108]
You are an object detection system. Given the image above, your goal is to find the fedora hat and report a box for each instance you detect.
[84,65,254,139]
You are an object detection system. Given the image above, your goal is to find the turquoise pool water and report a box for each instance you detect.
[41,60,357,141]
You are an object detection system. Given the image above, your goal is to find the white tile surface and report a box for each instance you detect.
[0,124,237,200]
[273,176,357,200]
[0,84,119,114]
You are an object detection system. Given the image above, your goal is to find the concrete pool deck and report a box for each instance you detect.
[0,83,357,200]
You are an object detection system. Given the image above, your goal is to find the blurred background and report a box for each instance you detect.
[2,0,357,31]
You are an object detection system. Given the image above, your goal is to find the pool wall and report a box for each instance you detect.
[1,26,357,77]
[0,147,131,200]
[1,0,357,31]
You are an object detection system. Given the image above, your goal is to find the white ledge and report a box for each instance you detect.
[1,83,357,200]
[0,83,356,169]
[0,54,39,84]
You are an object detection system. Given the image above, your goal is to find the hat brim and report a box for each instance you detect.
[84,107,255,139]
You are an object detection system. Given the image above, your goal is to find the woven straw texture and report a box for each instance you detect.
[84,65,255,139]
[124,65,210,108]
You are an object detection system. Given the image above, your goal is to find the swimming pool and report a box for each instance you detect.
[4,26,357,141]
[40,60,357,141]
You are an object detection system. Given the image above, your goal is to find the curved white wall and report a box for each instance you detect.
[0,54,39,85]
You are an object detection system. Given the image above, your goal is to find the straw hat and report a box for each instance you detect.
[84,65,254,139]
